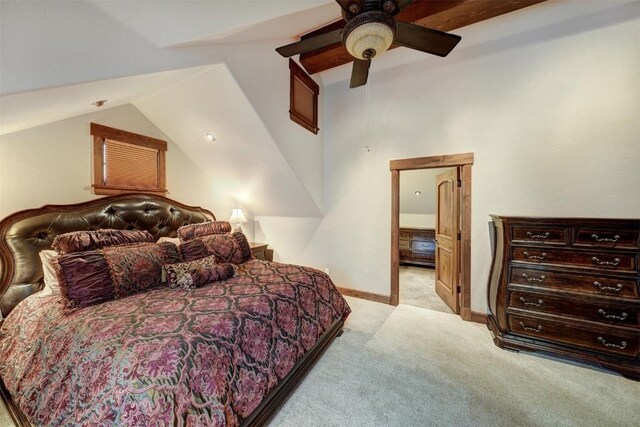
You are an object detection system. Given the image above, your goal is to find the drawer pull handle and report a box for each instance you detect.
[597,337,627,350]
[522,273,545,283]
[592,257,620,266]
[593,282,623,293]
[519,297,543,307]
[519,322,542,333]
[523,252,546,260]
[526,232,550,239]
[598,309,628,321]
[591,234,620,243]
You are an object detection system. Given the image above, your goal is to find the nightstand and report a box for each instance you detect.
[249,242,271,261]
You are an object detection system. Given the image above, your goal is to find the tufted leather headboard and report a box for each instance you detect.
[0,193,215,317]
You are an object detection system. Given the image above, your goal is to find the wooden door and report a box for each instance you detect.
[435,168,460,313]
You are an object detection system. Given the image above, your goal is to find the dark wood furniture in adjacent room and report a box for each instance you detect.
[487,216,640,380]
[399,227,436,268]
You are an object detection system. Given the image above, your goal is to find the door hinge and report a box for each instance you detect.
[457,230,461,240]
[457,179,462,187]
[456,286,461,294]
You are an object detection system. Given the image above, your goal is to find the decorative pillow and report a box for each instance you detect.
[164,255,235,290]
[39,250,61,296]
[178,221,232,241]
[52,229,154,254]
[157,236,181,246]
[54,242,181,309]
[180,232,252,264]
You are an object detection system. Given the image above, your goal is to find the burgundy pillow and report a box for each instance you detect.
[54,242,181,309]
[52,229,154,253]
[163,255,235,290]
[178,221,232,241]
[180,232,252,264]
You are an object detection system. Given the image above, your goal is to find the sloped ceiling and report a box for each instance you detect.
[400,169,452,215]
[133,65,322,217]
[0,66,212,135]
[0,0,334,96]
[3,0,627,219]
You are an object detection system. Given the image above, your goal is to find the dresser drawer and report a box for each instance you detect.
[412,231,434,241]
[511,226,567,245]
[412,241,435,252]
[574,228,640,250]
[508,290,639,327]
[399,249,411,259]
[411,251,435,261]
[399,231,411,240]
[508,313,639,358]
[512,247,637,272]
[399,240,410,249]
[510,266,640,299]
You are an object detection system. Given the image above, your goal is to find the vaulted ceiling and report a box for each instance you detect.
[4,0,601,219]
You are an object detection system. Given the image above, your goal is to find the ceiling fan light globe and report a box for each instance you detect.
[345,22,395,60]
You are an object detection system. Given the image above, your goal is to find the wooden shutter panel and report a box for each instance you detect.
[104,139,158,189]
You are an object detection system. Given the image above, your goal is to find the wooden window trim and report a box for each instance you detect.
[90,123,167,196]
[289,59,319,135]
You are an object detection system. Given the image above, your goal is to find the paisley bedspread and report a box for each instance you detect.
[0,259,351,426]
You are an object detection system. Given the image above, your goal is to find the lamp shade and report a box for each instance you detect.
[230,209,246,223]
[230,208,246,233]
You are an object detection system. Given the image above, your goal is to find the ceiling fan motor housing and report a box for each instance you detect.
[342,11,397,60]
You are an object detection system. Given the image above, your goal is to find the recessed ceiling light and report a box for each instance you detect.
[414,191,422,196]
[205,132,216,143]
[91,99,107,107]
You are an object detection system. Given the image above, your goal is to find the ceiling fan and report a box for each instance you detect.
[276,0,462,88]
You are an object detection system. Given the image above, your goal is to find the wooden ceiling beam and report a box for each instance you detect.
[299,0,547,75]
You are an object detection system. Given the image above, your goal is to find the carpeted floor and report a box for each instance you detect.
[399,265,454,314]
[270,297,638,427]
[0,399,11,427]
[1,297,637,426]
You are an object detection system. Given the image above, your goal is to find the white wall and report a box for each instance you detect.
[399,168,455,228]
[266,2,640,311]
[400,214,435,229]
[0,104,240,236]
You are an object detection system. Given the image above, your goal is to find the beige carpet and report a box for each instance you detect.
[400,265,454,314]
[270,297,638,427]
[1,297,638,426]
[0,399,11,427]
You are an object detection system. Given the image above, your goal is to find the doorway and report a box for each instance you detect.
[397,168,455,313]
[390,153,474,321]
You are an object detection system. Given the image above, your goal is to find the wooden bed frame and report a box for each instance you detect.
[0,194,344,426]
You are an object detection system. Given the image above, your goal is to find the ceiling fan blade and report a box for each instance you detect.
[276,28,343,58]
[395,22,461,57]
[394,0,413,11]
[350,58,371,88]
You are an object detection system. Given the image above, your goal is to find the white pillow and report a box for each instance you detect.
[39,250,60,296]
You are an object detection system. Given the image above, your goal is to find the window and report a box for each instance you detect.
[289,59,319,135]
[90,123,167,195]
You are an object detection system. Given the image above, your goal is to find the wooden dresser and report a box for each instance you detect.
[399,228,436,268]
[487,216,639,379]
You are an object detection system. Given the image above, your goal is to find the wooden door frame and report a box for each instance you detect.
[390,153,474,321]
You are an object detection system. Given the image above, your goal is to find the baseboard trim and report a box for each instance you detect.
[336,287,390,305]
[470,311,488,324]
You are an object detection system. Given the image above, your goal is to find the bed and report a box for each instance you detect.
[0,194,351,426]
